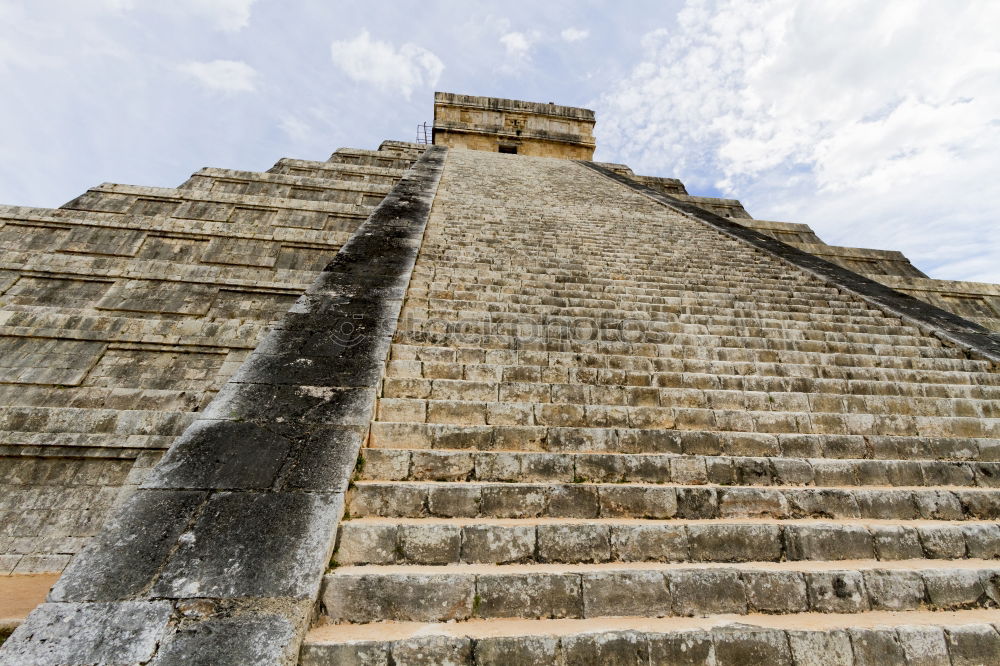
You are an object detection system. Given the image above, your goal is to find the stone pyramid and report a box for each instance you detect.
[3,93,1000,665]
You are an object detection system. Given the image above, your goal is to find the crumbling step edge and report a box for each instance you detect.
[300,610,1000,665]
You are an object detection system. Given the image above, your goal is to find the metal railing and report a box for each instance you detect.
[416,122,432,144]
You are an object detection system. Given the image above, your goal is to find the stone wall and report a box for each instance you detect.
[433,91,596,159]
[737,218,1000,331]
[0,143,425,575]
[434,132,596,159]
[2,144,445,666]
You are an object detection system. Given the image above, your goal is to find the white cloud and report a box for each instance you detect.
[561,27,589,42]
[0,2,133,72]
[597,0,1000,283]
[178,59,258,93]
[95,0,135,11]
[88,0,256,31]
[0,4,45,71]
[279,115,311,142]
[500,30,541,63]
[181,0,257,32]
[500,32,531,55]
[330,30,443,100]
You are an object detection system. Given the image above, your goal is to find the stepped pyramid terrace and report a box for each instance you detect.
[2,92,1000,664]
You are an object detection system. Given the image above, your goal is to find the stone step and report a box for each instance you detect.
[415,268,851,287]
[178,166,394,201]
[378,382,1000,417]
[409,287,875,311]
[409,282,866,303]
[0,429,174,450]
[410,249,819,268]
[0,203,365,246]
[411,272,868,297]
[55,183,372,239]
[334,517,1000,566]
[405,312,918,344]
[0,248,321,293]
[320,560,1000,623]
[398,313,947,352]
[410,273,856,298]
[405,296,898,325]
[266,156,405,182]
[173,175,386,207]
[390,338,972,375]
[373,400,1000,438]
[407,300,921,337]
[346,482,1000,521]
[0,248,320,292]
[411,291,864,313]
[418,277,888,301]
[416,238,794,253]
[411,289,902,322]
[382,373,1000,401]
[409,279,879,307]
[416,257,753,276]
[392,328,964,361]
[0,406,194,437]
[301,609,1000,665]
[368,422,1000,461]
[414,245,794,259]
[410,283,864,306]
[61,183,375,221]
[0,386,213,412]
[385,349,1000,385]
[326,149,415,170]
[418,256,792,269]
[0,312,263,349]
[358,448,1000,487]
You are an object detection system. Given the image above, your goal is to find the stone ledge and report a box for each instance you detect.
[434,92,596,121]
[301,612,1000,666]
[180,167,394,194]
[0,206,364,244]
[268,157,405,178]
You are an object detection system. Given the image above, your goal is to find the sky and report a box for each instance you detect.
[1,0,998,283]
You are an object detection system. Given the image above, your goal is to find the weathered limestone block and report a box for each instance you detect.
[475,573,580,619]
[461,524,534,563]
[473,635,560,666]
[669,570,748,616]
[561,631,649,664]
[582,570,671,617]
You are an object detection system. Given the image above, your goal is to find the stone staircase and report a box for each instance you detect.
[303,150,1000,664]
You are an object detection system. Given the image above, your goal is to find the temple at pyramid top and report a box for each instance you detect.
[432,91,596,159]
